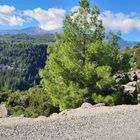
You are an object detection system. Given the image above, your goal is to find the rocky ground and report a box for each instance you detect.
[1,104,140,140]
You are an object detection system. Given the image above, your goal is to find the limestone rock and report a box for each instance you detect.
[113,73,126,83]
[136,70,140,79]
[125,81,137,87]
[128,71,138,82]
[124,85,136,94]
[0,105,8,118]
[81,102,93,109]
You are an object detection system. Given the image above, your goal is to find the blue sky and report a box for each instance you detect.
[0,0,140,41]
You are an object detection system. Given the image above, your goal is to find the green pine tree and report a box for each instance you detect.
[40,0,119,111]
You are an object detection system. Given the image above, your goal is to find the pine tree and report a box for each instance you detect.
[40,0,119,111]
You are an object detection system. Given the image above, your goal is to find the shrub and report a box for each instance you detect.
[6,86,54,117]
[92,91,124,106]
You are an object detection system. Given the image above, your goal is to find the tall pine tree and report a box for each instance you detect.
[40,0,119,111]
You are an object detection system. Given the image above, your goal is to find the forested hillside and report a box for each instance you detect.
[0,34,54,44]
[0,34,54,90]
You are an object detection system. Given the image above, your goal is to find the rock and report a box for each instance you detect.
[50,113,58,117]
[114,70,140,104]
[81,102,93,109]
[0,105,8,118]
[59,109,72,116]
[136,70,140,79]
[123,84,138,104]
[137,94,140,103]
[93,103,105,107]
[113,73,126,83]
[20,114,25,118]
[125,81,137,87]
[124,85,136,94]
[123,81,138,95]
[128,71,137,81]
[111,84,124,92]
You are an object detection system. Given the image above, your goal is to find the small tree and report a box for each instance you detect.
[40,0,119,111]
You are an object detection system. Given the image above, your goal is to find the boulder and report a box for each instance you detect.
[0,105,8,118]
[50,113,58,117]
[124,85,136,94]
[125,81,137,87]
[81,102,93,109]
[128,71,137,82]
[36,116,47,120]
[123,81,137,94]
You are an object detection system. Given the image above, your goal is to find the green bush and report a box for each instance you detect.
[92,91,124,106]
[0,90,11,104]
[6,86,54,117]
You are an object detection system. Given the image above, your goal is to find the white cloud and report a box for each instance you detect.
[71,6,79,12]
[0,5,24,26]
[23,8,66,31]
[100,10,140,33]
[1,4,140,34]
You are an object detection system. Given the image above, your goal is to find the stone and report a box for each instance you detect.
[136,70,140,79]
[0,105,8,118]
[113,73,125,83]
[81,102,93,109]
[125,81,137,87]
[124,85,136,94]
[20,114,25,118]
[128,71,137,82]
[59,109,72,115]
[50,113,58,117]
[93,103,105,107]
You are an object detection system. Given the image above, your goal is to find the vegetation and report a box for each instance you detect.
[2,86,55,117]
[0,33,55,90]
[0,33,54,44]
[0,0,140,117]
[40,0,123,111]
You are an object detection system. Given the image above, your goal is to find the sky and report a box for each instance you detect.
[0,0,140,41]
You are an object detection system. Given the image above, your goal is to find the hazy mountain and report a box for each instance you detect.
[0,27,50,35]
[118,38,139,49]
[0,27,139,49]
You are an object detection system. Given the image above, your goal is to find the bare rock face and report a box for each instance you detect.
[123,82,138,103]
[0,105,8,118]
[114,70,140,104]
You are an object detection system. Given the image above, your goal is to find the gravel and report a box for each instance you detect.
[1,105,140,140]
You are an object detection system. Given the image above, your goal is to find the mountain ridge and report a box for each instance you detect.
[0,27,139,49]
[0,27,50,35]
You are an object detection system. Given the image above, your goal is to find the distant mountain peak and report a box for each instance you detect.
[0,27,50,35]
[0,27,139,49]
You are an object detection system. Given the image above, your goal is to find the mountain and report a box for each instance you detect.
[118,38,139,49]
[0,27,139,49]
[0,27,50,35]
